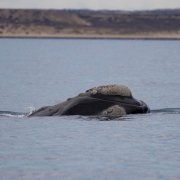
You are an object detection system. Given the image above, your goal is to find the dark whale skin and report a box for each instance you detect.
[29,93,150,117]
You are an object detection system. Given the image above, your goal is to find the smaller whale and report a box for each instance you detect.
[29,84,150,118]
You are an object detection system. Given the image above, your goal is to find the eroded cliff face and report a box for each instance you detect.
[0,9,180,38]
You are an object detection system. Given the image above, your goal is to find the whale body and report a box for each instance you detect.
[29,84,150,118]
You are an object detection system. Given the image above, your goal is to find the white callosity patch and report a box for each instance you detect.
[101,105,126,117]
[86,84,132,97]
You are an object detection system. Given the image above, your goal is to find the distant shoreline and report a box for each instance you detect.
[1,34,180,40]
[1,8,180,40]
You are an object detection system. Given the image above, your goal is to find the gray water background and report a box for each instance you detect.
[0,39,180,179]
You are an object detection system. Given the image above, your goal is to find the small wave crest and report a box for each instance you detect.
[0,107,36,118]
[151,108,180,114]
[0,111,26,118]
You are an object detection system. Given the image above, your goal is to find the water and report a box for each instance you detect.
[0,39,180,179]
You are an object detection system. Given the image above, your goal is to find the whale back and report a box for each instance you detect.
[86,84,132,97]
[29,84,150,117]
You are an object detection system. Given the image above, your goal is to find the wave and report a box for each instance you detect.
[0,108,180,118]
[151,108,180,114]
[0,107,35,118]
[0,111,27,118]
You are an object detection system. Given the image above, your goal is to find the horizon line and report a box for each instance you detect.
[0,7,180,11]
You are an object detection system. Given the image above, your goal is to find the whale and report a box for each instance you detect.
[29,84,150,118]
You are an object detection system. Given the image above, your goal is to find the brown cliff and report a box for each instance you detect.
[0,9,180,39]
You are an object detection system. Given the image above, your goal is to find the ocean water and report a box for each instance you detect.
[0,38,180,180]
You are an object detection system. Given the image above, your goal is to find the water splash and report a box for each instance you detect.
[24,106,36,116]
[0,111,27,118]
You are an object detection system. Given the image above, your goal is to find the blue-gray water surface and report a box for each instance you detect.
[0,39,180,180]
